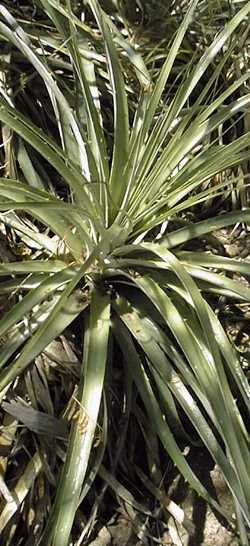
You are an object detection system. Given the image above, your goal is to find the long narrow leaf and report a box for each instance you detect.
[113,312,232,520]
[88,0,129,218]
[39,289,110,546]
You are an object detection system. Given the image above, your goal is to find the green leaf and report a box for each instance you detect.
[0,260,65,275]
[88,0,129,219]
[0,287,88,391]
[0,243,102,391]
[39,289,110,546]
[161,210,250,249]
[129,269,250,521]
[113,311,231,520]
[0,101,94,212]
[0,15,90,180]
[142,0,199,139]
[177,251,250,276]
[0,265,77,344]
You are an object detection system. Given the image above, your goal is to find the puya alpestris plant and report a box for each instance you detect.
[0,1,250,544]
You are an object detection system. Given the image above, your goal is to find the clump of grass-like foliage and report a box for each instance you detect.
[0,1,250,545]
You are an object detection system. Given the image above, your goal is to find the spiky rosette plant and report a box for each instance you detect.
[0,1,250,545]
